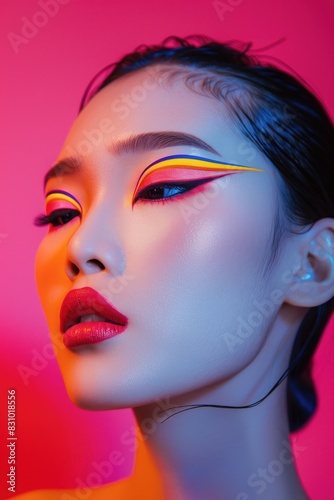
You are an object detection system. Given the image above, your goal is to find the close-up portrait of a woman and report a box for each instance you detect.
[1,1,333,499]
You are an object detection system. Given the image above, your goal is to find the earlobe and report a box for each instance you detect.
[285,220,334,307]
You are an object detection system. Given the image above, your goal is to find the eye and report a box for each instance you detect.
[133,179,210,205]
[34,209,81,227]
[35,190,82,228]
[137,183,189,201]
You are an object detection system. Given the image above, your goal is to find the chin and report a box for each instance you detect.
[68,392,115,411]
[63,376,130,411]
[62,373,153,411]
[65,386,130,411]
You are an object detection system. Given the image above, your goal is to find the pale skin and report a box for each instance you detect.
[16,67,334,499]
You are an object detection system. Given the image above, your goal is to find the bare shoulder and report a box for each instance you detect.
[13,477,131,500]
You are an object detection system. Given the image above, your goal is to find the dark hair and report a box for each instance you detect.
[80,35,334,432]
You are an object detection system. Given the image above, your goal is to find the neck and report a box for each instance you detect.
[133,385,307,499]
[131,308,309,499]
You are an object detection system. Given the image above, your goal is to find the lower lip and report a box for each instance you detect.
[63,322,127,348]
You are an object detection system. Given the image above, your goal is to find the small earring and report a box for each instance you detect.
[296,259,314,281]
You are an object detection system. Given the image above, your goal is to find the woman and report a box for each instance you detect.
[20,36,334,499]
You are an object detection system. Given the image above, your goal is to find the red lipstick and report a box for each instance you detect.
[60,287,128,348]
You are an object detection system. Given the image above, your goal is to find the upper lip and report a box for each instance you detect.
[60,287,128,333]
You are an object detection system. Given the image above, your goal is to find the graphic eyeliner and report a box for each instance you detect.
[35,190,82,227]
[131,154,265,205]
[45,190,82,212]
[134,154,265,192]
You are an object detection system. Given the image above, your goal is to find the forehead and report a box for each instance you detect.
[54,67,278,201]
[63,67,237,154]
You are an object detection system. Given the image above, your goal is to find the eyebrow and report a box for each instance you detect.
[108,131,220,156]
[43,156,81,188]
[43,132,220,188]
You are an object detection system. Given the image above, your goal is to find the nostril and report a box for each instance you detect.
[87,259,105,271]
[70,262,80,277]
[66,258,106,279]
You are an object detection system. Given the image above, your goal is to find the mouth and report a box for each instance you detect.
[60,287,128,348]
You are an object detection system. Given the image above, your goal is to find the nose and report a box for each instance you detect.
[65,207,125,280]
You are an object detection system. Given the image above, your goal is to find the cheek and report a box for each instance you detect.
[106,199,274,399]
[126,185,271,297]
[124,188,274,359]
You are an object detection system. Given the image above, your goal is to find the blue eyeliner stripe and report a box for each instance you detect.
[139,154,248,181]
[146,154,244,169]
[134,154,249,198]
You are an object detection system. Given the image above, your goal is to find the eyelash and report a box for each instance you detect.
[34,209,81,227]
[133,178,215,205]
[35,177,219,227]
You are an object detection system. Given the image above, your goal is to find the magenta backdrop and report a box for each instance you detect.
[1,0,333,498]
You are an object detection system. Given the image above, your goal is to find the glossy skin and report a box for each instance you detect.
[36,69,294,409]
[33,67,334,498]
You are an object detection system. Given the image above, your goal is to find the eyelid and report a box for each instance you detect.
[132,154,264,204]
[134,168,231,197]
[45,190,82,215]
[138,154,263,182]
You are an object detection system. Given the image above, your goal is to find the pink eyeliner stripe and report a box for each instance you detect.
[135,167,233,195]
[46,199,79,215]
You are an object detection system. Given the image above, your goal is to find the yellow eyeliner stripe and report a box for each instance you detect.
[140,157,264,184]
[45,192,82,212]
[127,155,265,206]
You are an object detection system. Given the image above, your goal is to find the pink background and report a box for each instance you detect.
[0,0,333,498]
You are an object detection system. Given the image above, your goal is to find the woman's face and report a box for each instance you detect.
[35,68,295,409]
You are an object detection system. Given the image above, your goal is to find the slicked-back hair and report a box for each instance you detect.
[80,36,334,432]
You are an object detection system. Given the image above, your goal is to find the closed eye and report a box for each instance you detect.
[34,209,81,227]
[133,178,217,205]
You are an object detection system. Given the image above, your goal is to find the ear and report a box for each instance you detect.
[285,218,334,307]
